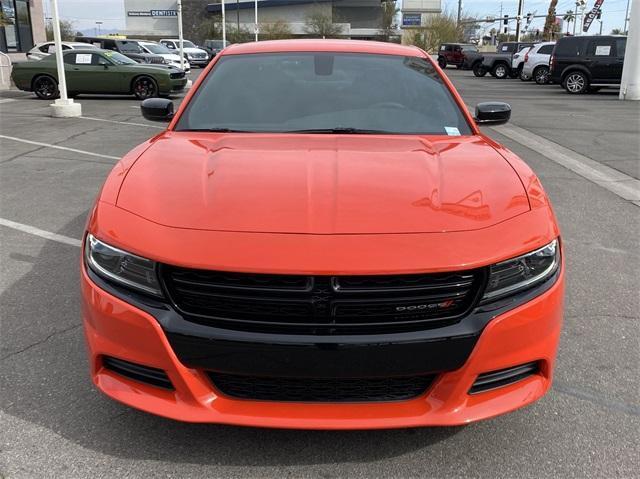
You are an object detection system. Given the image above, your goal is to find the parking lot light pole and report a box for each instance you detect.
[620,0,639,100]
[222,0,226,47]
[254,0,259,41]
[177,0,192,89]
[49,0,81,118]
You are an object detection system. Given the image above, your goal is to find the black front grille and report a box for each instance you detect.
[102,356,173,390]
[160,267,485,335]
[208,372,435,402]
[469,361,540,394]
[170,71,186,79]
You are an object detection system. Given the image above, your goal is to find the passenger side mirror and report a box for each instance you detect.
[140,98,174,122]
[474,102,511,126]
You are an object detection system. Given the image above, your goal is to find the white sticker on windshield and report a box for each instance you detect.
[75,54,92,64]
[445,127,461,136]
[595,45,611,56]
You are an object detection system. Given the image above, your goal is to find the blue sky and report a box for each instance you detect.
[50,0,632,36]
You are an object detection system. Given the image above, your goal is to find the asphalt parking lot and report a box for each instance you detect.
[1,67,639,478]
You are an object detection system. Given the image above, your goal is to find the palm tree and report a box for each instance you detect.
[611,28,623,35]
[563,10,575,34]
[543,0,559,40]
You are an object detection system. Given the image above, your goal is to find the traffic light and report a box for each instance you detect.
[504,15,509,25]
[526,12,532,23]
[596,11,602,20]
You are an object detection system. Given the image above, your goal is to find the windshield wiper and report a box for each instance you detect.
[284,127,392,134]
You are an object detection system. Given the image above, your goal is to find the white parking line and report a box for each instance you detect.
[0,135,120,161]
[81,116,164,129]
[0,98,18,104]
[491,124,640,203]
[0,217,81,247]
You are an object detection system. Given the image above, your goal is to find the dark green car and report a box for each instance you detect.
[11,49,188,100]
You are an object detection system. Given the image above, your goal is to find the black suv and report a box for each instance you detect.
[74,37,165,65]
[550,35,626,94]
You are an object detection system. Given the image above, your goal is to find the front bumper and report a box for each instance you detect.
[81,259,564,429]
[187,58,208,66]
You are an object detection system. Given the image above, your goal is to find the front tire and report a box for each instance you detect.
[132,76,158,100]
[564,71,589,94]
[492,63,509,79]
[534,66,550,85]
[33,75,59,100]
[438,57,447,69]
[473,63,487,77]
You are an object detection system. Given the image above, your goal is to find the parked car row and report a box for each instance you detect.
[12,48,188,100]
[439,35,627,94]
[26,37,225,72]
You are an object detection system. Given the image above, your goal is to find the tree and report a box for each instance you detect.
[404,12,462,53]
[0,10,11,27]
[261,19,293,40]
[562,10,575,34]
[227,24,252,43]
[379,1,399,42]
[611,28,624,35]
[45,19,75,41]
[543,0,559,40]
[304,8,343,38]
[198,16,222,42]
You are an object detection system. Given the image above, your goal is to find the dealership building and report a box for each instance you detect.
[124,0,441,42]
[0,0,46,54]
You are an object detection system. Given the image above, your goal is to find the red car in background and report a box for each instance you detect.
[81,40,564,429]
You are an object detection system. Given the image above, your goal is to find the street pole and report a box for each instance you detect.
[237,0,240,33]
[573,2,579,35]
[222,0,226,47]
[254,0,258,42]
[49,0,81,117]
[177,0,184,70]
[457,0,462,26]
[623,0,631,33]
[515,0,524,41]
[620,0,639,100]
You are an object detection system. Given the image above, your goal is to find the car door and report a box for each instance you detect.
[613,38,626,82]
[584,38,616,83]
[64,52,122,93]
[452,46,464,65]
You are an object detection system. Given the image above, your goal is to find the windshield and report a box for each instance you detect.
[182,40,196,48]
[117,41,143,53]
[143,43,171,54]
[103,51,137,65]
[176,53,472,135]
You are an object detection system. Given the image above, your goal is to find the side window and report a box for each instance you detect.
[586,40,614,57]
[615,39,626,58]
[93,54,111,66]
[62,44,71,50]
[539,45,554,55]
[40,43,52,53]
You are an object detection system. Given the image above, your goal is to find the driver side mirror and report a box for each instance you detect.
[474,102,511,126]
[141,98,174,122]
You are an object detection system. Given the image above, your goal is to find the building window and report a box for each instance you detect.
[1,0,34,52]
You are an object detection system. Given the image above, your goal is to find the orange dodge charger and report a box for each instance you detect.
[81,40,564,429]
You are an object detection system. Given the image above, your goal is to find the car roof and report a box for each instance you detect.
[223,39,423,57]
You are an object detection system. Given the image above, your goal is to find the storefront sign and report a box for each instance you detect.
[127,10,177,17]
[402,13,422,27]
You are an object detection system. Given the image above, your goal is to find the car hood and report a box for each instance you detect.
[116,133,530,234]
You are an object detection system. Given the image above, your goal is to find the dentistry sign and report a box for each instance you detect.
[583,0,605,33]
[127,10,177,17]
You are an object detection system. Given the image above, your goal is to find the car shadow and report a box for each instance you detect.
[0,211,464,467]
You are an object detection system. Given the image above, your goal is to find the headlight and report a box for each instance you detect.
[482,239,560,302]
[84,234,162,296]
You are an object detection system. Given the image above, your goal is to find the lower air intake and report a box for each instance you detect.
[102,356,174,390]
[469,361,539,394]
[208,373,435,402]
